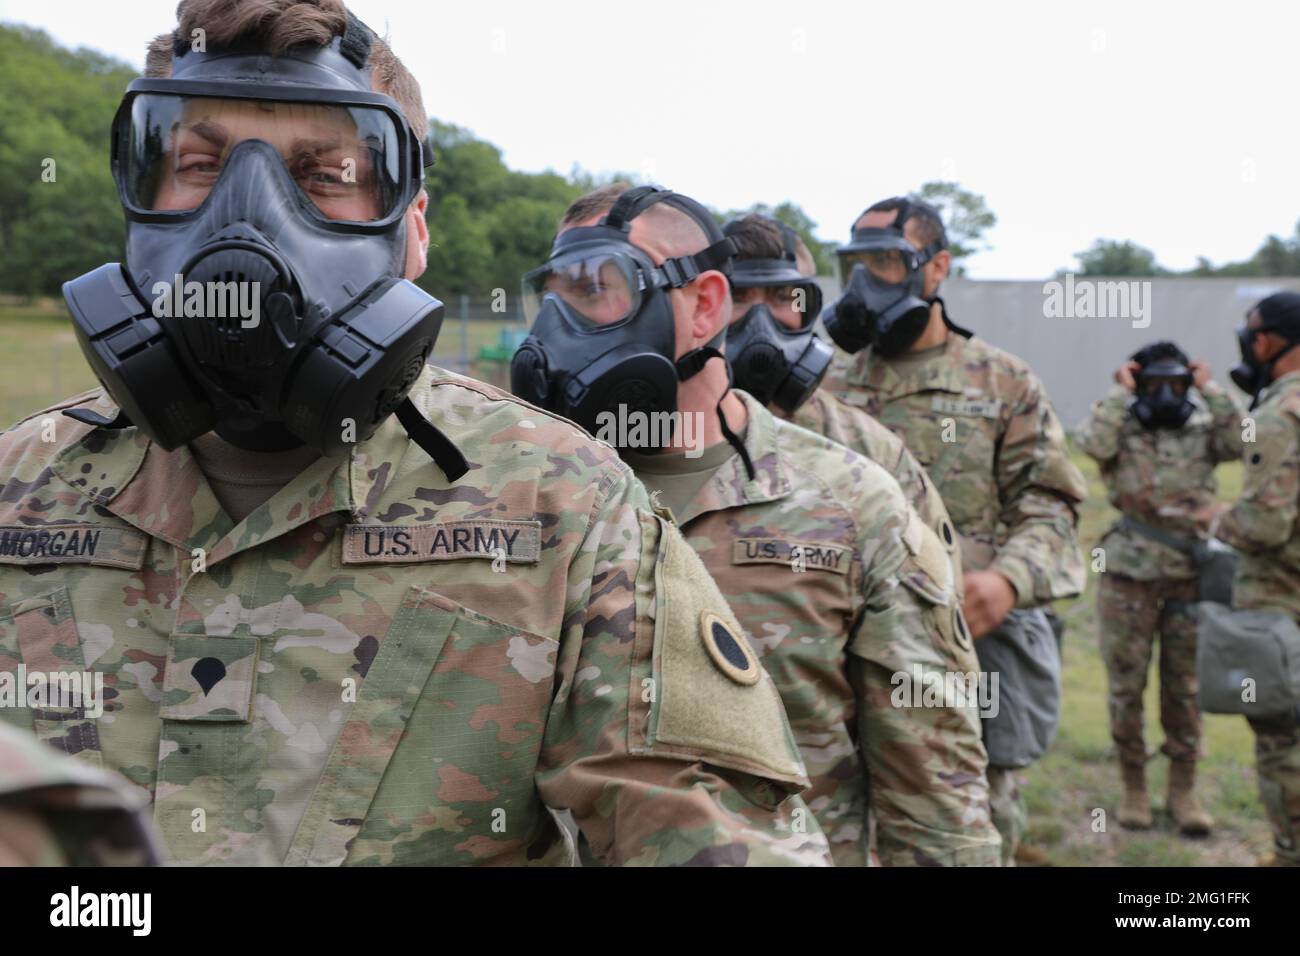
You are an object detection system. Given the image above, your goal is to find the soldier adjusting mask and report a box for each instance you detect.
[61,14,467,479]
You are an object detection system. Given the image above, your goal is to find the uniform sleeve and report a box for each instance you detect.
[1202,382,1248,463]
[990,373,1088,606]
[1217,406,1300,553]
[1075,387,1130,464]
[848,493,1000,866]
[533,467,831,867]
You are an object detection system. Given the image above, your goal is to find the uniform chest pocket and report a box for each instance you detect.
[0,586,103,766]
[920,402,999,516]
[151,584,559,866]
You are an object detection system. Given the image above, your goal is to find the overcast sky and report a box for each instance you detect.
[4,0,1296,278]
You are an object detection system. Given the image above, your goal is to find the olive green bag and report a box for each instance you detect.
[1197,602,1300,718]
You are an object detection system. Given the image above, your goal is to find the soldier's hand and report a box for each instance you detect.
[962,570,1017,639]
[1114,361,1141,391]
[1188,360,1211,389]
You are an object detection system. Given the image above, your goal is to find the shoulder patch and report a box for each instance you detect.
[637,514,808,787]
[700,610,760,686]
[899,514,955,603]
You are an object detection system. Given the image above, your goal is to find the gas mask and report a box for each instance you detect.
[60,14,466,479]
[721,217,830,413]
[823,199,945,356]
[1230,324,1300,409]
[1130,358,1195,430]
[511,186,738,450]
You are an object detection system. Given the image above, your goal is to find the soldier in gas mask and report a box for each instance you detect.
[514,184,999,866]
[1077,341,1244,834]
[822,196,1087,865]
[1215,291,1300,866]
[0,0,833,867]
[723,214,961,578]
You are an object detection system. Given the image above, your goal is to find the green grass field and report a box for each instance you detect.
[0,303,1274,865]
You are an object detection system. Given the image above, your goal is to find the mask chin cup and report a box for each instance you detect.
[873,299,933,357]
[63,263,215,450]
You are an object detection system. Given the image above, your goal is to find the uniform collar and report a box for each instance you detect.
[845,327,969,398]
[46,371,451,568]
[671,390,790,526]
[1260,369,1300,405]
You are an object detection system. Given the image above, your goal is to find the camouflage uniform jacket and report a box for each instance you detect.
[0,721,162,865]
[788,387,964,598]
[641,391,998,867]
[825,331,1087,606]
[0,366,831,867]
[1217,371,1300,620]
[1077,382,1245,580]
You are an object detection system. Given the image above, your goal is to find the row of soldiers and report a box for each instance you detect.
[2,0,1297,867]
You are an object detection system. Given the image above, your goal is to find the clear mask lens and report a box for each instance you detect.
[838,248,910,284]
[523,251,642,328]
[122,93,405,223]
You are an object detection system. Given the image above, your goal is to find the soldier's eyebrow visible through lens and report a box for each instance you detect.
[180,120,231,151]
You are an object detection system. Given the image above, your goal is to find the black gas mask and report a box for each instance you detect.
[823,198,945,356]
[1130,358,1195,430]
[722,218,830,413]
[60,14,466,479]
[1229,292,1300,409]
[511,186,738,451]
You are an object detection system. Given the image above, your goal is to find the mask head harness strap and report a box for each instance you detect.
[604,187,754,479]
[600,185,737,380]
[848,196,947,267]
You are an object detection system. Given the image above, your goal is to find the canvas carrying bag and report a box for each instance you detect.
[1118,516,1237,605]
[974,608,1062,769]
[1197,602,1300,719]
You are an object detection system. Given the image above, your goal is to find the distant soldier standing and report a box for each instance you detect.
[1216,292,1300,866]
[1078,341,1243,833]
[822,197,1087,865]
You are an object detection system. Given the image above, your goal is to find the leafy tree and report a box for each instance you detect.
[912,181,997,271]
[1073,239,1168,277]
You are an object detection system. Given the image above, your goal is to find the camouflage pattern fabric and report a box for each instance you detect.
[1217,370,1300,864]
[0,722,162,866]
[825,332,1087,603]
[1097,573,1201,766]
[786,388,964,598]
[1218,371,1300,620]
[986,766,1024,867]
[635,390,999,867]
[0,367,831,867]
[1077,382,1245,580]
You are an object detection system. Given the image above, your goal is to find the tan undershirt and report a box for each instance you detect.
[189,432,322,524]
[622,434,743,522]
